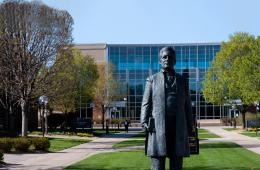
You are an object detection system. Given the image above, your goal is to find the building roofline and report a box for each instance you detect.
[75,42,221,47]
[107,42,221,46]
[74,43,107,46]
[73,43,107,50]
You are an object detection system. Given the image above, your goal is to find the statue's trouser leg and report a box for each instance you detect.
[151,156,166,170]
[169,156,183,170]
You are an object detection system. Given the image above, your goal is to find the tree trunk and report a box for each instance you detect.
[64,111,68,133]
[240,104,248,129]
[21,99,28,137]
[242,111,246,129]
[8,106,15,135]
[102,105,105,130]
[44,105,48,134]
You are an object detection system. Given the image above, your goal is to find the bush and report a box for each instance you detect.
[76,133,93,137]
[13,138,31,152]
[0,138,13,152]
[31,138,50,151]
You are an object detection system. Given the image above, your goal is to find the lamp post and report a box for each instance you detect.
[254,101,259,120]
[124,97,127,118]
[38,95,48,137]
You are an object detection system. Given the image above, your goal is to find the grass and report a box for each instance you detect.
[65,142,260,170]
[198,128,220,139]
[240,131,260,139]
[48,138,91,152]
[92,129,121,137]
[223,128,240,131]
[113,129,220,148]
[113,139,145,148]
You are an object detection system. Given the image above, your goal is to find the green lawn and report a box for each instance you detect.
[92,129,121,137]
[113,139,145,148]
[240,131,260,139]
[198,128,220,139]
[49,138,91,152]
[113,129,219,148]
[223,128,240,131]
[65,142,260,170]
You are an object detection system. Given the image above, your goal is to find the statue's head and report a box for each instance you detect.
[159,46,176,70]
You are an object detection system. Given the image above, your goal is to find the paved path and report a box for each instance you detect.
[2,128,142,170]
[203,126,260,154]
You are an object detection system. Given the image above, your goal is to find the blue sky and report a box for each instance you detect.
[8,0,260,44]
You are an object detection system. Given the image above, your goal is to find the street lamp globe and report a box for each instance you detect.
[39,95,48,105]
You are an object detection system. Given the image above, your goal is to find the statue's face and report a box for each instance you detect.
[160,50,175,70]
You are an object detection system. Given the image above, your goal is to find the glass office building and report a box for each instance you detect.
[107,43,221,121]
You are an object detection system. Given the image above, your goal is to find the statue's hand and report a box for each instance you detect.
[147,126,155,133]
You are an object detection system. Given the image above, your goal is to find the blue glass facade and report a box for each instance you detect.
[107,44,221,120]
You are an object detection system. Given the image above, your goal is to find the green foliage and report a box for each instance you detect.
[13,138,31,151]
[0,138,13,152]
[45,48,98,114]
[0,137,90,153]
[31,138,50,151]
[203,32,260,105]
[76,132,93,137]
[203,32,260,128]
[74,49,99,109]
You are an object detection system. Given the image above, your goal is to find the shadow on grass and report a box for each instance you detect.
[200,142,240,149]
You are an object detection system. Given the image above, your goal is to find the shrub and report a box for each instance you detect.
[30,131,42,135]
[31,138,50,151]
[76,133,93,137]
[13,138,31,152]
[0,138,13,152]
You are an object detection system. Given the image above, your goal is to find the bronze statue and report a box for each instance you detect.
[141,46,193,170]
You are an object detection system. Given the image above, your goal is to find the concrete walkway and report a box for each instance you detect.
[2,128,142,170]
[203,126,260,154]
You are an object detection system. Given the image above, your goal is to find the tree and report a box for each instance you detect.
[34,48,98,132]
[0,0,73,136]
[37,49,77,115]
[203,32,260,128]
[93,63,121,129]
[73,49,99,118]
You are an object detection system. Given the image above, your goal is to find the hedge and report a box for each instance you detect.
[0,138,13,152]
[0,137,50,152]
[31,137,50,151]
